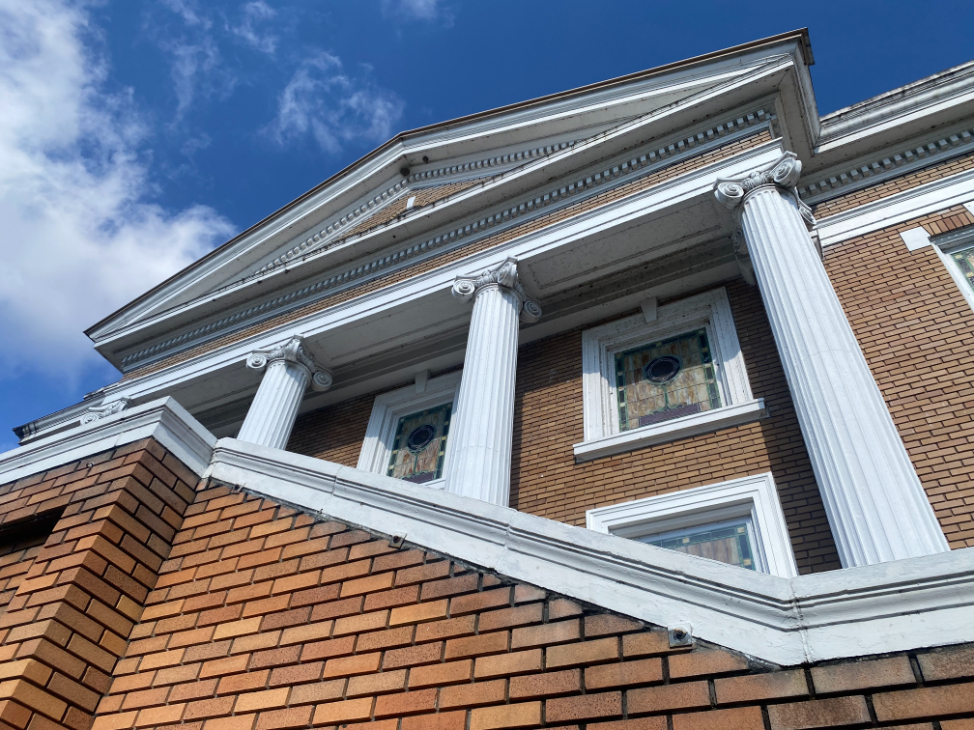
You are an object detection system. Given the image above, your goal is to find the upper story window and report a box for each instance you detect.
[575,287,765,462]
[358,371,461,489]
[615,328,721,430]
[948,242,974,294]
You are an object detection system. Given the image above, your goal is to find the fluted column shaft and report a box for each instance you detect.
[716,153,949,567]
[238,337,332,450]
[447,258,541,505]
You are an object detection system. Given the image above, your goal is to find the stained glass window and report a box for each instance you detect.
[638,519,756,570]
[950,244,974,293]
[614,328,721,431]
[387,403,452,484]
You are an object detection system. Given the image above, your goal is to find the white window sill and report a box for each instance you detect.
[573,398,766,462]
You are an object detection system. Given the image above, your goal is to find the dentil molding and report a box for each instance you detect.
[119,107,776,372]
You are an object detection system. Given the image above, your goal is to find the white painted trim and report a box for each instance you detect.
[966,201,974,217]
[800,121,974,203]
[900,227,932,251]
[204,438,974,666]
[817,168,974,247]
[574,399,766,462]
[0,398,216,484]
[119,111,775,373]
[578,287,759,456]
[356,372,462,489]
[899,226,974,314]
[586,472,797,578]
[934,231,974,315]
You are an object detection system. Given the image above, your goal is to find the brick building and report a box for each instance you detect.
[2,29,974,730]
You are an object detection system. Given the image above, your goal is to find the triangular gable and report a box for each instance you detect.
[86,32,812,358]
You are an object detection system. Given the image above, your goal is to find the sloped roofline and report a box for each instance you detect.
[84,28,813,338]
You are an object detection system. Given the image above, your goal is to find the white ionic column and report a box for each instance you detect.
[446,258,542,506]
[238,337,332,450]
[715,153,949,567]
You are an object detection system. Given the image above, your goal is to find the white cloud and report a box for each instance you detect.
[229,1,278,54]
[160,0,210,28]
[270,52,404,154]
[382,0,454,25]
[0,0,234,386]
[152,1,237,123]
[165,35,225,121]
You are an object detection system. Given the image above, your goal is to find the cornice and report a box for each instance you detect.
[1,398,216,484]
[253,179,411,276]
[799,121,974,203]
[252,139,582,279]
[119,108,776,372]
[407,141,576,185]
[92,46,798,351]
[818,59,974,146]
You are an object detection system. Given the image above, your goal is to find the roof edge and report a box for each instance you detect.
[85,29,811,339]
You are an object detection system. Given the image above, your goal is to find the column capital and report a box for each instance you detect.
[714,152,815,230]
[246,336,332,391]
[451,257,542,323]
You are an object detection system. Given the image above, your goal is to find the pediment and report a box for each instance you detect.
[87,33,814,365]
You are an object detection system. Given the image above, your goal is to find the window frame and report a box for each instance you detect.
[357,371,462,490]
[585,472,798,578]
[933,228,974,315]
[576,287,765,462]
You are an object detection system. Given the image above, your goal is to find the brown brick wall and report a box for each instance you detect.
[340,179,485,240]
[287,392,379,466]
[0,440,199,730]
[509,280,839,574]
[83,479,974,730]
[125,129,774,382]
[825,205,974,549]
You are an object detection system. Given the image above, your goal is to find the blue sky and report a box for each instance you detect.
[1,0,972,452]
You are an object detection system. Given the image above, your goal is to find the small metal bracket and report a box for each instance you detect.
[668,623,694,647]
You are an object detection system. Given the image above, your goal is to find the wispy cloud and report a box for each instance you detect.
[382,0,454,26]
[270,52,404,154]
[149,0,279,125]
[0,0,234,384]
[166,35,227,121]
[160,0,210,28]
[229,0,278,54]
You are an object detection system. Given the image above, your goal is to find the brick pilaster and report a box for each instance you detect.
[0,440,198,730]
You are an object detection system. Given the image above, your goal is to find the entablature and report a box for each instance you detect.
[23,139,787,445]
